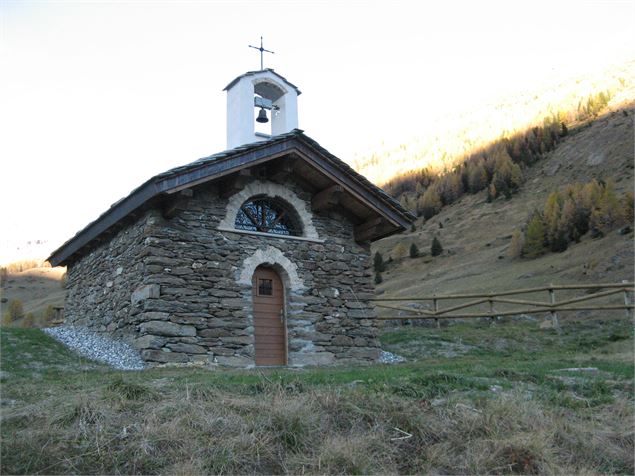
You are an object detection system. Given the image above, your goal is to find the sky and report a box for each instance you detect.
[1,0,633,264]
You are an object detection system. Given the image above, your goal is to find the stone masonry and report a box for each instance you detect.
[64,176,380,367]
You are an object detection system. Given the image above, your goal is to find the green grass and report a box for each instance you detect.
[1,318,633,474]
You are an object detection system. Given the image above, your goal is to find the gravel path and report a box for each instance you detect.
[43,326,145,370]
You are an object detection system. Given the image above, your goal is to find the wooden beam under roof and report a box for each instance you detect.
[354,217,384,242]
[220,169,252,199]
[268,157,295,183]
[162,189,194,219]
[311,185,343,212]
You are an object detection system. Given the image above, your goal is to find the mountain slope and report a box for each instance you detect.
[372,105,634,301]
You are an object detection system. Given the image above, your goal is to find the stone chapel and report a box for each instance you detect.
[48,68,415,367]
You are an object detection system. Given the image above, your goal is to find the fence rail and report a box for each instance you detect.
[370,282,634,328]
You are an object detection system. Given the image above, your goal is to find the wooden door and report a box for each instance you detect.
[252,266,286,366]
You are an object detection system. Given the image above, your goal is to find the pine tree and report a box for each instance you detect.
[373,252,385,272]
[431,236,443,256]
[418,186,442,219]
[487,182,497,202]
[522,212,547,258]
[509,163,524,191]
[621,191,634,224]
[467,163,488,193]
[543,191,563,248]
[409,243,419,258]
[374,272,383,285]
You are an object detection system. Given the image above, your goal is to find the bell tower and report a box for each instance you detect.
[224,69,301,149]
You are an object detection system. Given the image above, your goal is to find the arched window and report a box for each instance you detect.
[234,196,302,236]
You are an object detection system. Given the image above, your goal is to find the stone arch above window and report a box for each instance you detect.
[219,180,320,240]
[235,196,302,236]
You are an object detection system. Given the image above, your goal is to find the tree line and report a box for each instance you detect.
[509,179,634,259]
[384,91,614,220]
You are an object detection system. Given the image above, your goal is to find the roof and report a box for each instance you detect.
[223,69,302,96]
[48,130,415,266]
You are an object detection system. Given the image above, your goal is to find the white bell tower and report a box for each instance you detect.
[224,69,301,149]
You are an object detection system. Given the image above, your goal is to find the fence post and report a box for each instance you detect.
[549,284,561,332]
[623,280,631,318]
[489,298,495,325]
[433,298,440,328]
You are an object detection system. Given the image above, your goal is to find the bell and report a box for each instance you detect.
[256,107,269,123]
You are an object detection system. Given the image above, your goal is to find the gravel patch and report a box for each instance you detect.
[379,350,406,364]
[43,326,145,370]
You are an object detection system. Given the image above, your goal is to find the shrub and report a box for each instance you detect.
[522,212,547,258]
[22,313,35,328]
[409,243,419,258]
[393,242,408,260]
[508,229,524,258]
[431,237,443,256]
[6,299,24,321]
[374,272,383,285]
[1,312,12,327]
[417,186,442,219]
[44,304,57,322]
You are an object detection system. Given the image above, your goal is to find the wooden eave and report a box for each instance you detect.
[48,130,415,267]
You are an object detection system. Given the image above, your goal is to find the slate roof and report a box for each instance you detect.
[48,129,415,266]
[223,69,302,95]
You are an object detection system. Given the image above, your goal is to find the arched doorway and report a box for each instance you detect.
[252,266,287,366]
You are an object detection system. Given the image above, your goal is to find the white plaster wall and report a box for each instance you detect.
[226,70,299,149]
[218,180,320,240]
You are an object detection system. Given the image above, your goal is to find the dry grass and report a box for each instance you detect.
[1,321,633,475]
[0,266,66,321]
[2,382,632,475]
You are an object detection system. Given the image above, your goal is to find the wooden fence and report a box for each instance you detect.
[370,282,634,329]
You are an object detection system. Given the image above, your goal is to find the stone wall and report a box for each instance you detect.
[65,176,380,367]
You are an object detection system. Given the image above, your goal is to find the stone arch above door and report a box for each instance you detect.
[237,245,305,293]
[218,180,320,240]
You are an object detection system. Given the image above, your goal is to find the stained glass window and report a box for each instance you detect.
[234,196,302,236]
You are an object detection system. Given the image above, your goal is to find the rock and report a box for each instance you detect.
[587,152,604,166]
[141,349,189,363]
[140,320,196,337]
[222,336,252,345]
[167,343,207,354]
[289,351,335,366]
[131,284,160,304]
[215,355,252,366]
[619,226,632,235]
[331,335,354,346]
[539,320,553,329]
[545,163,560,176]
[200,328,231,338]
[137,312,170,321]
[133,334,166,350]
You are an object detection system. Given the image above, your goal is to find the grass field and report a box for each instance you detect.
[1,317,633,474]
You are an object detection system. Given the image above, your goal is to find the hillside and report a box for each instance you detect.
[353,59,635,186]
[372,104,634,302]
[0,267,66,322]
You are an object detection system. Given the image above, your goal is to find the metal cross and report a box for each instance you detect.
[249,36,274,71]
